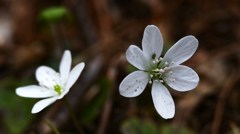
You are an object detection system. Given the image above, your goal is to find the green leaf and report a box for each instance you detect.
[160,124,195,134]
[121,118,158,134]
[39,6,70,23]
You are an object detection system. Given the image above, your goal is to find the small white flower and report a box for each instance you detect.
[119,25,199,119]
[16,50,85,114]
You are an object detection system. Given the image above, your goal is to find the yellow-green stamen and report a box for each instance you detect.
[54,84,62,95]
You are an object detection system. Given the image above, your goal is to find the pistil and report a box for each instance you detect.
[148,58,173,84]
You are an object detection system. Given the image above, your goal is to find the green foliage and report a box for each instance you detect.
[80,78,111,124]
[120,118,195,134]
[127,64,139,73]
[39,6,70,23]
[162,42,172,56]
[160,124,195,134]
[121,118,158,134]
[0,77,35,134]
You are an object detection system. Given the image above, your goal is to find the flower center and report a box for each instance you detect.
[54,84,62,95]
[38,72,65,96]
[148,54,174,84]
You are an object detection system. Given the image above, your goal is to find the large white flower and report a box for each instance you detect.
[119,25,199,119]
[16,50,85,113]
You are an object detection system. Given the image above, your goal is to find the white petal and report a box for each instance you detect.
[162,35,198,65]
[60,50,72,83]
[119,71,149,97]
[31,97,58,114]
[142,25,163,60]
[126,45,149,70]
[151,81,175,119]
[36,66,60,89]
[16,85,56,98]
[164,65,199,91]
[65,62,85,91]
[36,66,57,82]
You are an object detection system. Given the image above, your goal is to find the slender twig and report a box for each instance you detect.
[64,97,85,134]
[45,119,60,134]
[97,54,121,134]
[212,73,238,134]
[97,78,114,134]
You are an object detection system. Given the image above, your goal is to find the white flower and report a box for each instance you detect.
[119,25,199,119]
[16,50,85,114]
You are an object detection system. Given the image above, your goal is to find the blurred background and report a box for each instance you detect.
[0,0,239,134]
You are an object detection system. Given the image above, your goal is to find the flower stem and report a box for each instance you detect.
[63,97,84,134]
[45,119,60,134]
